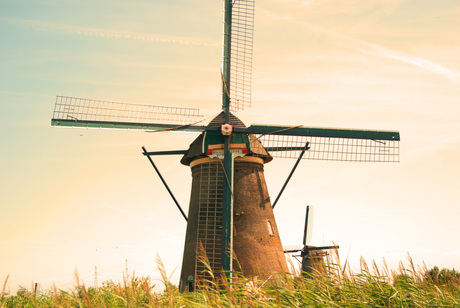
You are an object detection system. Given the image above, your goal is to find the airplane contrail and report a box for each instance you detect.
[0,17,220,47]
[262,10,460,82]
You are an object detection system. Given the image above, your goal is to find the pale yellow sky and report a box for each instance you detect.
[1,0,459,293]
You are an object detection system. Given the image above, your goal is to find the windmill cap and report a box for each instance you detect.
[207,111,247,128]
[180,112,272,165]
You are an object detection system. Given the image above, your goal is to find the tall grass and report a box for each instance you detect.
[2,254,460,307]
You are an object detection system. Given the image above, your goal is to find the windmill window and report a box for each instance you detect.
[267,220,274,236]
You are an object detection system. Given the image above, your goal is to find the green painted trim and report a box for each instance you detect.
[51,119,210,133]
[243,125,400,141]
[222,137,233,278]
[51,119,400,141]
[142,150,188,156]
[203,132,250,153]
[221,0,233,277]
[222,0,232,114]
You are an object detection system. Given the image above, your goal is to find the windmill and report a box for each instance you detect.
[51,0,400,292]
[284,206,339,276]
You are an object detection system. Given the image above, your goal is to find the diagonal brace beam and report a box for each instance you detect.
[142,146,188,222]
[272,142,310,209]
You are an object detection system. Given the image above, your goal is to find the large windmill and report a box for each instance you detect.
[51,0,400,292]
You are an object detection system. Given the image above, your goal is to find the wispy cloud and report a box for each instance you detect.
[445,250,460,256]
[405,134,460,160]
[262,10,460,82]
[0,17,220,47]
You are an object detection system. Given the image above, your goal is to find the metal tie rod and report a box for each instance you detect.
[272,142,310,209]
[142,146,187,222]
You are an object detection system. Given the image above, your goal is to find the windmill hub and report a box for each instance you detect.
[221,123,233,136]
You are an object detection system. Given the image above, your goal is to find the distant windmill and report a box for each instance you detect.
[285,206,339,276]
[51,0,400,291]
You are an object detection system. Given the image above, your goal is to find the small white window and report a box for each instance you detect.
[267,220,274,236]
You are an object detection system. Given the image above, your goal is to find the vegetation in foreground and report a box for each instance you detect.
[2,255,460,307]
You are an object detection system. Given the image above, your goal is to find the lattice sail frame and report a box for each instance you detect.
[52,96,204,129]
[250,134,400,162]
[227,0,255,113]
[193,162,224,284]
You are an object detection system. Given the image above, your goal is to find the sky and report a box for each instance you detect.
[1,0,459,293]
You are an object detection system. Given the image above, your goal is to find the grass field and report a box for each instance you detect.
[2,255,460,307]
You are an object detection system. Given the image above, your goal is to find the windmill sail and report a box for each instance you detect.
[227,0,255,112]
[243,125,400,162]
[303,205,313,245]
[252,134,399,162]
[51,95,205,131]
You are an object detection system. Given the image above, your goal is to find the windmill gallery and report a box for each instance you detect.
[51,0,400,292]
